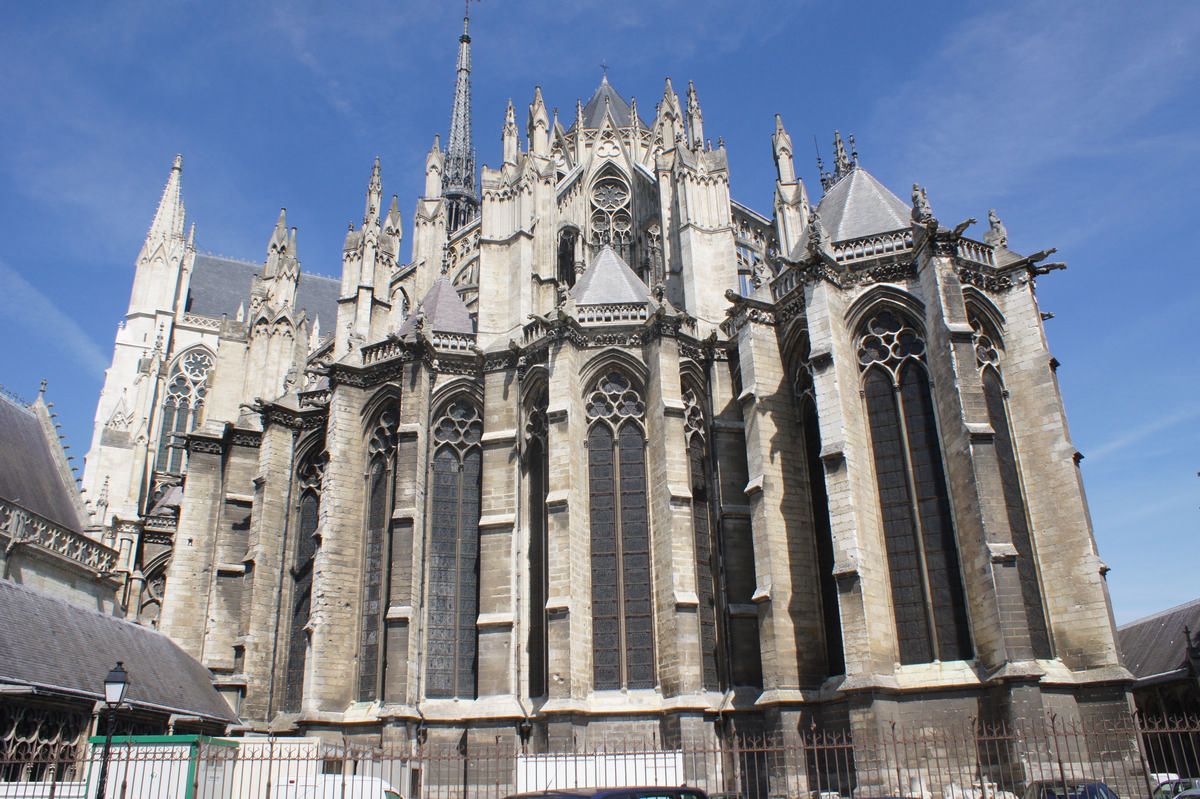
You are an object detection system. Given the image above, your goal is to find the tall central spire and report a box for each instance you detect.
[443,8,479,234]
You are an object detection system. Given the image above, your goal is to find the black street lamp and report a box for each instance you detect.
[95,662,129,799]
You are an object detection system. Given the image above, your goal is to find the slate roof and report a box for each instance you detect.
[396,277,475,336]
[577,76,646,131]
[187,253,340,327]
[1118,598,1200,685]
[0,580,238,723]
[792,167,912,259]
[573,246,651,305]
[0,393,85,532]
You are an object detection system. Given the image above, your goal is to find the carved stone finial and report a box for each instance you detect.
[806,212,828,257]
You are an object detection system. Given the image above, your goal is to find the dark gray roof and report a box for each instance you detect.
[0,393,84,532]
[187,253,340,328]
[573,246,650,305]
[0,580,238,723]
[577,76,646,131]
[1118,598,1200,684]
[397,277,476,336]
[793,168,912,259]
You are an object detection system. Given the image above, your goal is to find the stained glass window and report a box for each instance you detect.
[858,311,972,664]
[588,372,654,690]
[154,347,213,474]
[426,400,482,699]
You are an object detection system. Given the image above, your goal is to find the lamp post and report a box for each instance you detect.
[95,662,129,799]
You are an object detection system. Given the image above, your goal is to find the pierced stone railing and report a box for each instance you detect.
[362,339,403,365]
[955,237,996,267]
[0,497,117,572]
[431,331,476,352]
[576,304,649,324]
[831,229,913,264]
[771,268,801,302]
[181,313,222,330]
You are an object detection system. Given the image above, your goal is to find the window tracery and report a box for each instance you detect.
[588,371,654,690]
[857,310,972,664]
[285,447,325,712]
[155,347,213,475]
[426,399,482,699]
[684,387,719,690]
[589,174,633,263]
[525,390,549,697]
[358,408,398,702]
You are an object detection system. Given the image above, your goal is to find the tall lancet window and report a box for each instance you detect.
[589,170,634,264]
[155,347,214,474]
[525,390,550,698]
[284,446,325,713]
[858,310,972,664]
[426,399,483,699]
[588,371,654,690]
[970,309,1051,659]
[683,387,720,690]
[793,338,844,677]
[359,407,399,702]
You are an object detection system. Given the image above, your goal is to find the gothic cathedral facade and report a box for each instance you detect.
[82,16,1130,750]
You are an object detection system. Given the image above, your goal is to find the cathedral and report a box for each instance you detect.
[81,13,1131,751]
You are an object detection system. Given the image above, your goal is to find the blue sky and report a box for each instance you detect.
[1,0,1196,625]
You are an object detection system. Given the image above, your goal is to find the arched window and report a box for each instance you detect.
[426,399,483,699]
[284,447,325,712]
[358,408,398,701]
[858,310,972,664]
[793,338,844,677]
[971,311,1051,658]
[557,229,579,288]
[525,391,549,698]
[155,347,213,474]
[588,371,654,690]
[683,387,720,690]
[589,172,634,264]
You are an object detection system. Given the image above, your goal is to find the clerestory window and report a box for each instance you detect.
[858,310,972,664]
[358,407,399,701]
[155,347,213,475]
[588,371,654,690]
[284,446,325,713]
[426,399,482,699]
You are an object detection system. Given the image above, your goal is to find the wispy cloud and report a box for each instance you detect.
[0,257,108,377]
[1085,405,1200,464]
[870,0,1200,212]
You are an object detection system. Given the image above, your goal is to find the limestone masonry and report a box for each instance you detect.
[82,13,1130,749]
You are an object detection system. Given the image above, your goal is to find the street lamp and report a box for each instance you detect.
[95,662,129,799]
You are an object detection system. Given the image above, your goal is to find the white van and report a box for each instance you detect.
[271,774,401,799]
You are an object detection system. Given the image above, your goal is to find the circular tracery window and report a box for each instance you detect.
[590,176,633,249]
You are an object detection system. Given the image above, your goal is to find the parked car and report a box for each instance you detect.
[1022,781,1120,799]
[1173,789,1200,799]
[1155,780,1200,799]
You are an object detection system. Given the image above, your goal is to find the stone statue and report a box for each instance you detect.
[806,212,828,257]
[984,209,1008,248]
[911,183,932,223]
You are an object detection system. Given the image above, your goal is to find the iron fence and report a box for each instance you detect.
[0,715,1196,799]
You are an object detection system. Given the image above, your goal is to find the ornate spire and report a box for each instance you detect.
[443,10,479,234]
[832,130,855,181]
[148,154,186,242]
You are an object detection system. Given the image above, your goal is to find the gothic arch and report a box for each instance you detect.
[855,308,973,665]
[154,345,215,475]
[425,395,483,699]
[429,377,483,415]
[845,285,927,338]
[360,386,403,436]
[580,348,649,393]
[963,289,1007,336]
[585,369,654,690]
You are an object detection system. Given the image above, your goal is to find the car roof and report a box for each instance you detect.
[506,788,707,799]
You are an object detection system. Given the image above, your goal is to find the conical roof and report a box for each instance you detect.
[577,75,645,130]
[574,246,651,305]
[397,277,475,336]
[793,167,911,258]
